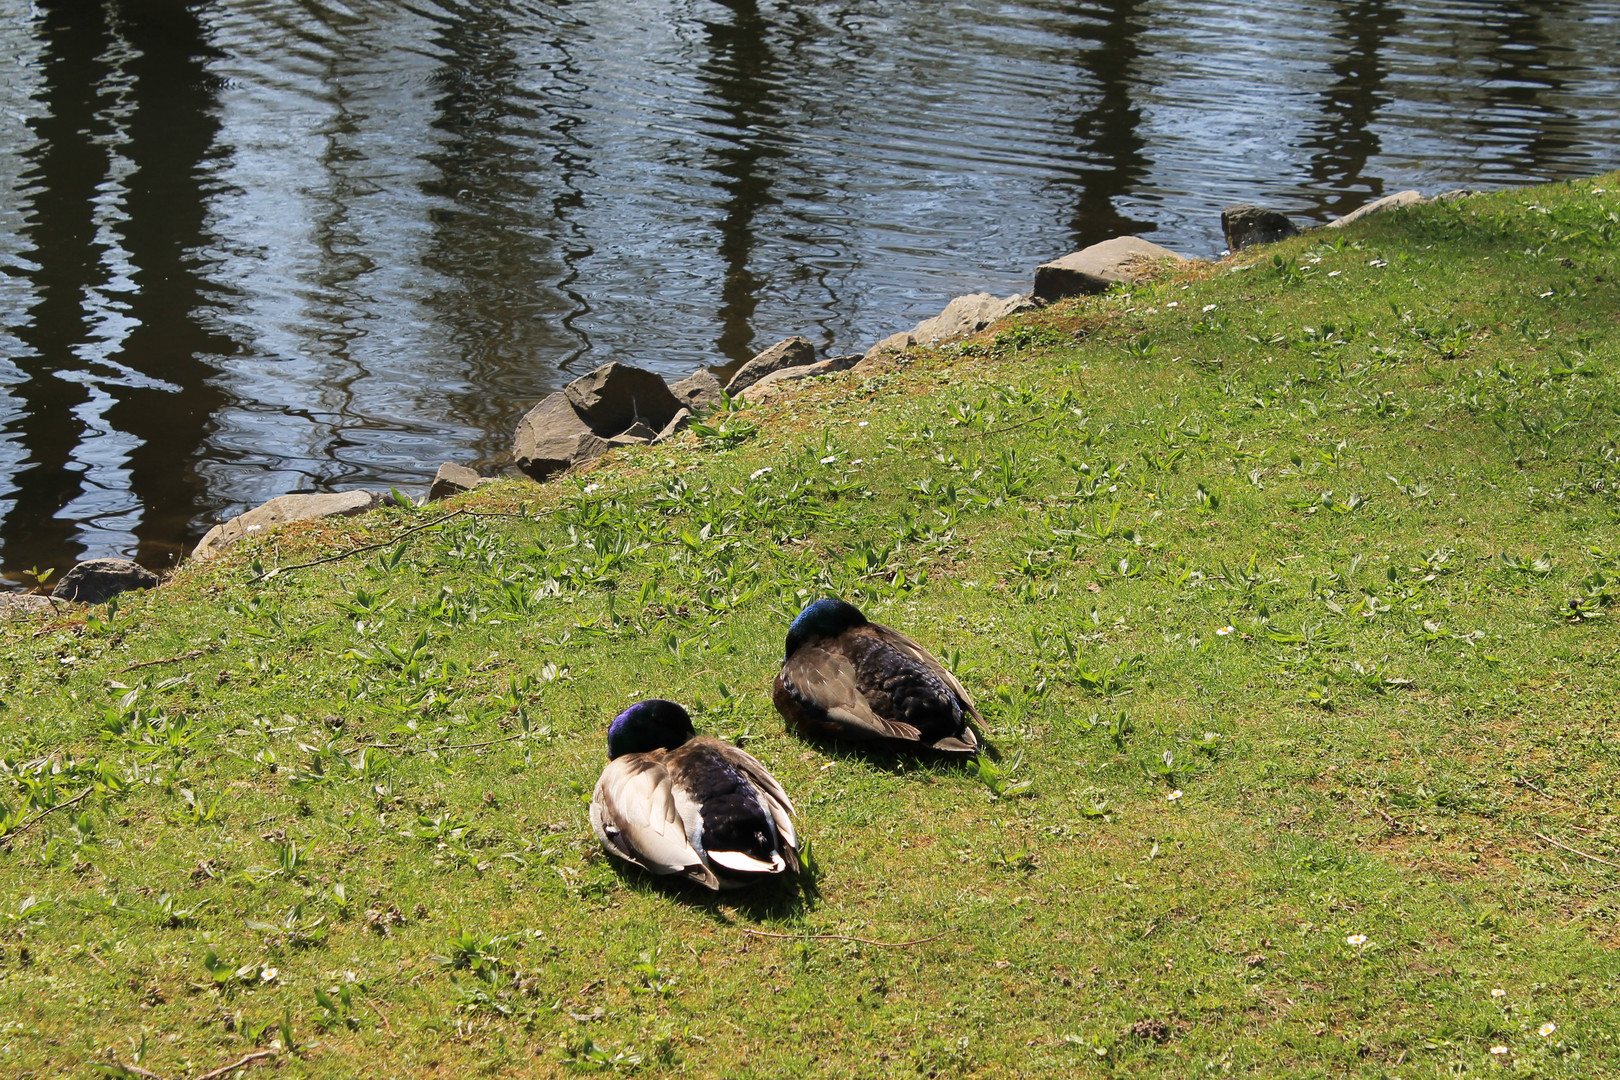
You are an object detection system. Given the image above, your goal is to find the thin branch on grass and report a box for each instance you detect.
[3,785,94,840]
[366,996,398,1038]
[106,1055,165,1080]
[1513,776,1553,798]
[1535,832,1620,870]
[739,928,947,948]
[193,1049,278,1080]
[114,649,205,674]
[247,509,531,583]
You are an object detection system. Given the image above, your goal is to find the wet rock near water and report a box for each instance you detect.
[737,354,861,403]
[51,558,160,604]
[564,362,683,435]
[1328,190,1427,228]
[1221,205,1300,252]
[853,331,914,375]
[514,361,689,480]
[192,490,382,561]
[428,462,482,502]
[670,369,723,411]
[724,337,818,395]
[912,293,1037,345]
[1034,237,1188,301]
[654,409,692,443]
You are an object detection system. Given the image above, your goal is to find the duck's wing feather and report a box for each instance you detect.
[713,743,799,864]
[868,623,982,724]
[591,754,719,888]
[779,641,924,742]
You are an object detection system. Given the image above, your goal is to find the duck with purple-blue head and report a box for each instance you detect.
[590,699,800,890]
[773,598,981,755]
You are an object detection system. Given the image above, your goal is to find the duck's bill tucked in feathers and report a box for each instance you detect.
[775,619,981,755]
[591,736,799,890]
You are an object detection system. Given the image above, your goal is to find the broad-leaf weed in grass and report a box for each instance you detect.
[3,176,1620,1078]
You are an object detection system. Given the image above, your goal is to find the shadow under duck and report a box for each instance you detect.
[590,699,800,890]
[773,598,981,755]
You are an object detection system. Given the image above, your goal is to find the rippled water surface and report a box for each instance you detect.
[2,0,1618,580]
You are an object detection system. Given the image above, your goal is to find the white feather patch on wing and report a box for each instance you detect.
[592,756,703,875]
[707,849,786,874]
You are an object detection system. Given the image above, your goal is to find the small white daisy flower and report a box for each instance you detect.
[1492,988,1506,999]
[260,967,279,983]
[1166,301,1179,308]
[1215,625,1234,636]
[819,455,836,465]
[1490,1046,1508,1055]
[857,421,869,427]
[851,459,864,466]
[1166,790,1182,801]
[1346,933,1367,946]
[750,466,773,480]
[1539,1022,1557,1037]
[582,483,600,495]
[1202,304,1216,312]
[1328,270,1342,277]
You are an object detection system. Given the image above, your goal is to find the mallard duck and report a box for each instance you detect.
[772,598,981,755]
[590,699,800,890]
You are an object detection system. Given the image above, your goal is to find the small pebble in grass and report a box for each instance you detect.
[1215,625,1234,636]
[1490,1046,1509,1055]
[1166,789,1183,802]
[1346,933,1368,946]
[1539,1023,1557,1037]
[1492,988,1507,998]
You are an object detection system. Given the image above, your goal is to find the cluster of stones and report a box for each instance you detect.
[2,187,1463,617]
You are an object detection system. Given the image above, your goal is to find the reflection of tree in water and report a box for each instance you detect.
[698,0,787,369]
[2,0,234,575]
[1467,0,1581,181]
[103,0,237,567]
[1301,0,1402,220]
[1052,0,1156,250]
[419,0,591,450]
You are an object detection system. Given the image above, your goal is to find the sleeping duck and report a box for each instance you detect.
[590,698,800,890]
[773,598,982,755]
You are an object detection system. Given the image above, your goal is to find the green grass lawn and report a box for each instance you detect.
[3,175,1618,1080]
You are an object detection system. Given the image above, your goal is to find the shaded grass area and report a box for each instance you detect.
[3,176,1619,1079]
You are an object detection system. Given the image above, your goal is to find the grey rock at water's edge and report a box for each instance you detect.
[50,558,161,604]
[428,462,482,502]
[564,362,683,435]
[654,408,692,443]
[1435,188,1481,202]
[736,353,863,403]
[1,592,60,620]
[853,331,914,375]
[1033,238,1189,301]
[608,420,659,447]
[670,369,723,411]
[724,337,817,395]
[1328,190,1427,228]
[1221,205,1300,252]
[192,490,382,561]
[912,293,1037,345]
[512,392,613,481]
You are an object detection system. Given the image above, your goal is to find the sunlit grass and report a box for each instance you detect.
[2,175,1618,1078]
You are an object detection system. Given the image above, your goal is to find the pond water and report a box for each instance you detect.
[2,0,1617,583]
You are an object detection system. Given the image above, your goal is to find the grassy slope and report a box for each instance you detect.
[2,177,1619,1080]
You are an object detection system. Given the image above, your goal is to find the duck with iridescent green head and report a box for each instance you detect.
[589,699,800,890]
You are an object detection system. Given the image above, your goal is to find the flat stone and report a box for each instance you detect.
[192,490,381,561]
[1033,238,1189,301]
[725,337,817,395]
[911,293,1037,345]
[670,369,723,411]
[512,392,613,481]
[1328,190,1428,228]
[607,420,659,447]
[653,408,692,443]
[428,462,481,502]
[50,558,161,604]
[1434,188,1481,202]
[563,362,683,435]
[0,592,60,620]
[1221,205,1300,252]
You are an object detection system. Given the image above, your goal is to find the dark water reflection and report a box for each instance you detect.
[1,0,1617,581]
